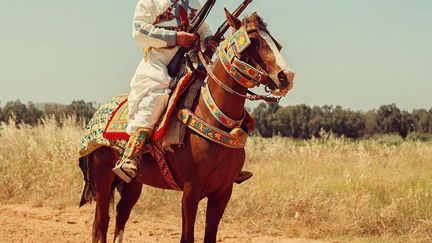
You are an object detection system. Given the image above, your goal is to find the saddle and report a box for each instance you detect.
[103,71,201,150]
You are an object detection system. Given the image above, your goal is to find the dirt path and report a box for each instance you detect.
[0,204,326,243]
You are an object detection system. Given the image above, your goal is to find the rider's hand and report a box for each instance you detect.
[176,31,198,48]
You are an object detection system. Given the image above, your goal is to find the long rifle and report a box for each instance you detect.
[204,0,253,57]
[167,0,217,78]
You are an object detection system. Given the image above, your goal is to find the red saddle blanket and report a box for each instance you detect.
[103,73,193,141]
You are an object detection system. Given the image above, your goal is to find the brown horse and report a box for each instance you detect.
[85,10,294,243]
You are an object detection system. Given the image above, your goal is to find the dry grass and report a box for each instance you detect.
[1,120,432,242]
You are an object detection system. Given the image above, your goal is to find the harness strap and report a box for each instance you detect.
[232,57,268,84]
[201,83,245,128]
[219,46,258,88]
[198,51,248,98]
[177,108,246,149]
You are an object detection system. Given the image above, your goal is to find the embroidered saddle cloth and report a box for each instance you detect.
[78,73,197,193]
[103,72,194,142]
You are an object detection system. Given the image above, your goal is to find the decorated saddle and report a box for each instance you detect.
[78,72,197,159]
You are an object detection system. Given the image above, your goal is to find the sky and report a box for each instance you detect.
[0,0,431,111]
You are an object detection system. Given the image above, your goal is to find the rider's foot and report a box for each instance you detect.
[235,171,253,184]
[113,128,150,183]
[113,158,138,183]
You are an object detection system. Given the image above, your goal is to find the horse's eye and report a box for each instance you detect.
[250,38,259,47]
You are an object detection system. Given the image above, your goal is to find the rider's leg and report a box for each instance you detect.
[112,128,151,183]
[113,86,170,183]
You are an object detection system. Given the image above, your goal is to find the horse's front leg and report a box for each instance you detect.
[114,181,143,243]
[180,182,201,243]
[203,185,233,243]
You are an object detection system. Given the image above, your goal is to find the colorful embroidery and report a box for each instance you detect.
[201,83,245,128]
[101,73,193,141]
[177,109,246,149]
[151,142,182,191]
[154,0,197,31]
[79,94,182,191]
[219,47,257,88]
[218,27,269,88]
[79,94,129,158]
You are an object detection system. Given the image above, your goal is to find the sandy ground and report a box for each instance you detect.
[0,204,327,243]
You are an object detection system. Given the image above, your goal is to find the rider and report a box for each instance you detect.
[113,0,252,183]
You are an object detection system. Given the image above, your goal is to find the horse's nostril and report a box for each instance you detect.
[278,71,288,81]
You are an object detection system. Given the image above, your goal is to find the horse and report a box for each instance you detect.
[83,10,295,243]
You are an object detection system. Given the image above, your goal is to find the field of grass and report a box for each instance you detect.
[1,119,431,242]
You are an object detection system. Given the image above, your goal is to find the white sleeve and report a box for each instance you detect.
[198,21,213,42]
[133,0,177,48]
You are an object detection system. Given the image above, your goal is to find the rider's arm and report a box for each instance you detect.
[132,0,177,48]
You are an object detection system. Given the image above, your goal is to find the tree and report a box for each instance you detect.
[284,104,312,139]
[330,106,365,138]
[65,100,96,123]
[399,110,414,137]
[2,100,28,125]
[376,104,403,135]
[24,102,43,125]
[308,105,333,137]
[411,109,430,133]
[364,110,379,136]
[0,106,3,123]
[252,103,280,137]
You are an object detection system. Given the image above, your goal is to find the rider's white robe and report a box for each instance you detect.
[127,0,212,134]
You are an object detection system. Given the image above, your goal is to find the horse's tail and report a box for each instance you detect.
[78,154,119,207]
[79,156,95,207]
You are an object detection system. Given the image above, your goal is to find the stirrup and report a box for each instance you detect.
[234,171,253,184]
[113,160,138,184]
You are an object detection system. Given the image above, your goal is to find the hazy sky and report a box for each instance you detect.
[0,0,431,110]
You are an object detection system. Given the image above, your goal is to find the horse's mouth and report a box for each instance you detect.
[271,89,289,97]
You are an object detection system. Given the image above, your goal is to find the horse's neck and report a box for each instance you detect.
[203,60,247,120]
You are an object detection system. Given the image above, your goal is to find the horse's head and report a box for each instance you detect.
[223,10,295,97]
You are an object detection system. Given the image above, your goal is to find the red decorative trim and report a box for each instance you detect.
[152,72,193,140]
[151,141,182,191]
[103,99,130,141]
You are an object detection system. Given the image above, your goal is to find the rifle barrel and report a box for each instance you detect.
[213,0,252,42]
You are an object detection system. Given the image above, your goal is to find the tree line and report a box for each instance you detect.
[0,100,96,126]
[252,103,432,140]
[1,100,432,140]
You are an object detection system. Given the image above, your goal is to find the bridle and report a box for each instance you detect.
[198,26,282,103]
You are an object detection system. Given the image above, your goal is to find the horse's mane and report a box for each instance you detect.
[242,12,268,30]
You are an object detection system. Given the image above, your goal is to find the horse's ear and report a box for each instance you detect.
[224,8,241,30]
